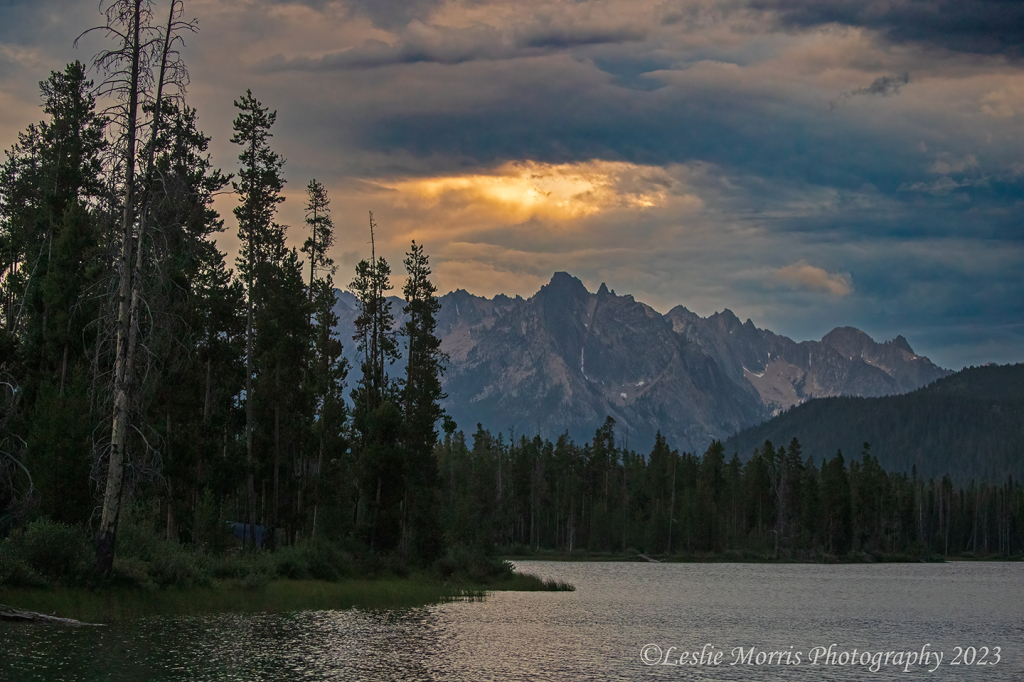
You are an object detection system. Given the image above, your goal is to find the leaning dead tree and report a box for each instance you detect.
[78,0,196,576]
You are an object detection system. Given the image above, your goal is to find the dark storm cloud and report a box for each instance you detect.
[353,76,925,193]
[261,24,511,70]
[263,0,335,7]
[260,20,647,71]
[518,25,647,50]
[343,0,444,30]
[0,0,94,44]
[843,243,1024,369]
[829,74,910,113]
[750,0,1024,58]
[246,0,442,30]
[852,73,910,97]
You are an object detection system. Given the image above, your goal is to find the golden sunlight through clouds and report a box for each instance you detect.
[384,160,674,222]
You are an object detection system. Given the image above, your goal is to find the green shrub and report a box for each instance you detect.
[209,551,251,580]
[192,489,231,553]
[383,554,409,578]
[306,543,353,581]
[19,518,92,582]
[434,554,457,579]
[241,568,271,591]
[0,539,47,588]
[507,543,535,556]
[149,544,210,588]
[271,545,310,580]
[110,556,153,589]
[433,545,514,584]
[115,502,161,561]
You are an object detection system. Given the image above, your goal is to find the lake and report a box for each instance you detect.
[2,561,1021,680]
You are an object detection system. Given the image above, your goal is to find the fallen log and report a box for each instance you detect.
[0,604,103,626]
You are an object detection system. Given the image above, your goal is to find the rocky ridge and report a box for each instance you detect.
[332,272,951,453]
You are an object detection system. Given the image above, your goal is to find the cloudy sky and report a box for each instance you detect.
[2,0,1022,369]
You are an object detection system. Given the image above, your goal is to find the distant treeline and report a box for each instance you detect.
[439,417,1023,559]
[725,364,1024,484]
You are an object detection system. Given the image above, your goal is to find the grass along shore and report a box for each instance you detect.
[0,572,572,625]
[0,518,573,623]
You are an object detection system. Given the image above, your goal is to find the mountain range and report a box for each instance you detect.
[332,272,951,453]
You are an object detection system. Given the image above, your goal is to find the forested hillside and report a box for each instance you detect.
[724,364,1024,482]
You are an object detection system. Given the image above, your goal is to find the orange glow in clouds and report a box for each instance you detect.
[385,160,675,221]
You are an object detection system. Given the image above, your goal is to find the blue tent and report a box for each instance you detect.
[230,522,266,547]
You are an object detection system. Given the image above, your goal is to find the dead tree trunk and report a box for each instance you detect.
[96,0,144,577]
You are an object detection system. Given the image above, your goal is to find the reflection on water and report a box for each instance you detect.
[2,562,1022,681]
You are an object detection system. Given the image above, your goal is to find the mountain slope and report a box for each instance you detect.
[667,310,951,414]
[722,364,1024,482]
[331,272,951,452]
[438,273,763,453]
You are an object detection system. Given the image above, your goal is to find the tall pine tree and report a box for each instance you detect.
[231,89,286,545]
[399,240,448,562]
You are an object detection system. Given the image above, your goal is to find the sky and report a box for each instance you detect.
[1,0,1022,370]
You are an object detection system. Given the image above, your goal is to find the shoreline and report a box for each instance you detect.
[504,550,1023,564]
[0,571,569,624]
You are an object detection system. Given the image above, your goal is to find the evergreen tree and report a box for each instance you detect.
[700,440,727,552]
[142,101,236,542]
[253,246,312,544]
[399,240,448,562]
[301,179,334,295]
[0,62,106,526]
[299,179,347,541]
[348,213,399,549]
[231,89,286,545]
[349,213,397,412]
[308,271,348,541]
[820,451,852,554]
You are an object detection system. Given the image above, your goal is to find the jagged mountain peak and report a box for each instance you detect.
[331,273,952,452]
[541,271,588,295]
[821,326,874,355]
[890,335,914,354]
[663,306,949,416]
[708,308,748,333]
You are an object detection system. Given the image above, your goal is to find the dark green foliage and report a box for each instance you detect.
[301,179,335,286]
[1,63,106,533]
[192,488,231,553]
[344,233,448,566]
[399,241,447,562]
[725,364,1024,483]
[2,65,353,583]
[0,539,47,588]
[432,544,515,584]
[15,518,93,583]
[436,421,1024,560]
[0,12,440,589]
